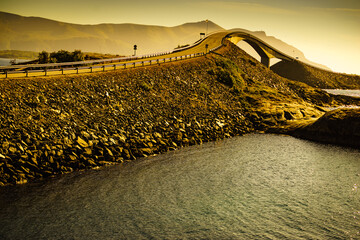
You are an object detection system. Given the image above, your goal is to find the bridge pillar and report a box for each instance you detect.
[261,56,270,68]
[244,39,271,68]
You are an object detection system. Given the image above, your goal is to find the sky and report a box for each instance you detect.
[1,0,359,75]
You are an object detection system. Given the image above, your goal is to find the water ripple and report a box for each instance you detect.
[0,134,359,239]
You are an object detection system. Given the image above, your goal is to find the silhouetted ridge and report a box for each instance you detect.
[271,60,360,89]
[0,12,223,55]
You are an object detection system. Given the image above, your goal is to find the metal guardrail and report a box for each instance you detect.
[0,52,213,79]
[0,35,214,72]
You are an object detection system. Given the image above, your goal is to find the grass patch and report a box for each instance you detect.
[208,56,245,93]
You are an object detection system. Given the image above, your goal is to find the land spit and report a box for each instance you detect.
[1,42,359,186]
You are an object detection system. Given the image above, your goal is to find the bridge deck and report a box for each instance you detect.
[0,30,297,79]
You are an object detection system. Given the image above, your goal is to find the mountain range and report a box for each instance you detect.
[0,11,329,70]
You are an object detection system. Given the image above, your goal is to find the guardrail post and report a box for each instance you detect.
[175,57,177,61]
[149,60,152,65]
[61,68,64,74]
[5,71,7,79]
[133,62,136,68]
[45,68,47,76]
[102,66,105,72]
[76,67,79,74]
[26,70,28,77]
[124,64,126,69]
[142,61,144,66]
[113,64,116,70]
[90,67,93,73]
[156,59,159,65]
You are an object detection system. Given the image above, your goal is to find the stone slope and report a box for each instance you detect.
[0,42,356,186]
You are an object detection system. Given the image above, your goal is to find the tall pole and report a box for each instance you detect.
[133,45,137,56]
[206,19,209,35]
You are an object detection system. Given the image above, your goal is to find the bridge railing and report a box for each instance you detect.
[210,44,223,52]
[0,37,213,73]
[0,52,210,79]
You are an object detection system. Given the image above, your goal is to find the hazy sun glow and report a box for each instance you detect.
[0,0,359,74]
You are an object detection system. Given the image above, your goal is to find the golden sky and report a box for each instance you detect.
[1,0,359,75]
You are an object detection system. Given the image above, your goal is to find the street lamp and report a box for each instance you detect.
[133,45,137,56]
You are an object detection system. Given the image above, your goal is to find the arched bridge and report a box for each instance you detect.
[175,30,295,68]
[223,31,294,67]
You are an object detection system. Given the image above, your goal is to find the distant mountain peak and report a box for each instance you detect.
[175,20,224,30]
[0,12,225,55]
[0,11,330,70]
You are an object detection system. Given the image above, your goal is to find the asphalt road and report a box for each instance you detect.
[0,31,294,79]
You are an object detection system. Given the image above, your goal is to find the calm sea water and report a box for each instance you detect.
[0,58,29,66]
[0,134,359,239]
[324,89,360,98]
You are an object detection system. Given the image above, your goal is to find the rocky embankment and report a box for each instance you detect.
[291,108,360,148]
[0,41,358,186]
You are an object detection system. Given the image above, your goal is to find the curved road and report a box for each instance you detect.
[0,30,297,79]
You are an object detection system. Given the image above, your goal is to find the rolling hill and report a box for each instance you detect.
[0,11,223,55]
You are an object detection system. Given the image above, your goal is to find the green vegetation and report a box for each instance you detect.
[0,49,121,63]
[38,50,85,63]
[0,50,38,60]
[208,56,245,93]
[38,50,123,63]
